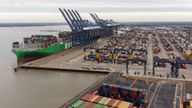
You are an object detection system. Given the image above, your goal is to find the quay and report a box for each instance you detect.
[14,8,192,80]
[12,8,192,108]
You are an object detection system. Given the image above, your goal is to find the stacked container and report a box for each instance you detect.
[69,99,108,108]
[80,93,134,108]
[69,41,73,48]
[65,42,69,49]
[67,42,72,48]
[181,94,192,108]
[98,83,146,106]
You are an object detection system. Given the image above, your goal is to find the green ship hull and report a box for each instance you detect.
[12,42,72,64]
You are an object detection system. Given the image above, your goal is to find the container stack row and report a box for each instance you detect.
[159,34,173,52]
[98,83,146,106]
[181,94,192,108]
[153,36,161,54]
[84,34,148,64]
[69,93,135,108]
[64,41,73,49]
[69,99,111,108]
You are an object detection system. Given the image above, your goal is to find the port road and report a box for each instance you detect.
[147,34,154,73]
[153,34,172,76]
[164,35,192,79]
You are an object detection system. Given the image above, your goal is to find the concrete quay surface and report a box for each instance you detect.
[21,38,113,73]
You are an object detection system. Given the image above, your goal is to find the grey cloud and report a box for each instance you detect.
[1,6,192,13]
[0,0,192,13]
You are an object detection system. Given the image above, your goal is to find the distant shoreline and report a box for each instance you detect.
[121,22,192,26]
[1,22,192,27]
[0,23,66,27]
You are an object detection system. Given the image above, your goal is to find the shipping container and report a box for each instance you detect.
[90,95,99,102]
[71,100,110,108]
[86,102,96,108]
[187,94,191,101]
[118,101,131,108]
[80,94,134,108]
[98,83,145,106]
[94,104,103,108]
[71,99,84,108]
[183,96,187,108]
[78,101,90,108]
[180,103,183,108]
[67,43,70,48]
[107,99,116,107]
[99,97,109,105]
[65,42,69,49]
[190,100,192,108]
[182,94,192,108]
[81,94,93,102]
[112,100,121,107]
[69,42,73,48]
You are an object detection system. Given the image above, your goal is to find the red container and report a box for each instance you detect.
[78,101,91,108]
[190,94,192,100]
[122,90,128,96]
[183,97,187,108]
[86,102,96,108]
[81,94,91,101]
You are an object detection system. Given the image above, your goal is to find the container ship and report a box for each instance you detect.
[12,31,72,65]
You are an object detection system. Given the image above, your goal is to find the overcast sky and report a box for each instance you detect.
[1,0,192,22]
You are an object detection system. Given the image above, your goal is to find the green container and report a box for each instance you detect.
[69,42,72,48]
[187,94,191,100]
[62,42,66,50]
[94,104,103,108]
[65,42,68,49]
[67,42,70,48]
[102,106,109,108]
[71,99,83,108]
[79,102,90,108]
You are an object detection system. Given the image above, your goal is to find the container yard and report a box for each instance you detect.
[59,73,192,108]
[11,8,192,108]
[19,24,192,79]
[15,23,192,108]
